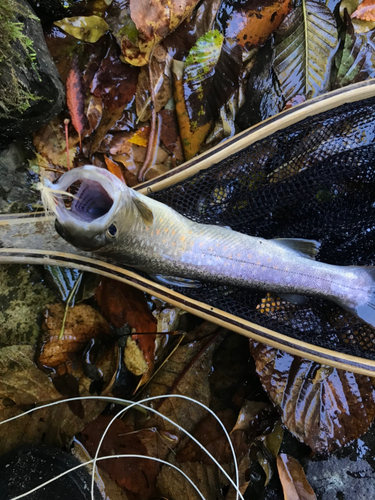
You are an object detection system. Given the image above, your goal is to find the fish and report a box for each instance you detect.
[45,164,375,328]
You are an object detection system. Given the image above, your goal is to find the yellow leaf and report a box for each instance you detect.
[54,15,109,43]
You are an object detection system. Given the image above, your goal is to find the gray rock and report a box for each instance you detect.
[0,0,65,143]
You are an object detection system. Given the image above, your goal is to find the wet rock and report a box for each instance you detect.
[0,140,39,213]
[0,0,64,144]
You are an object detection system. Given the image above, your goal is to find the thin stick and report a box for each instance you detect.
[64,118,71,171]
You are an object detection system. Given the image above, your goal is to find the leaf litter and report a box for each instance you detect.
[6,0,375,498]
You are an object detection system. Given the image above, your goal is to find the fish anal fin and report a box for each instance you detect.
[151,274,202,288]
[132,195,154,226]
[276,238,321,259]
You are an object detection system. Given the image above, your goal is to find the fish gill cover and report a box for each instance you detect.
[150,94,375,360]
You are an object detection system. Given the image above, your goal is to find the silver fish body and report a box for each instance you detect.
[49,165,375,328]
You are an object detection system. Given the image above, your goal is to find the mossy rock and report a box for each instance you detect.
[0,0,64,143]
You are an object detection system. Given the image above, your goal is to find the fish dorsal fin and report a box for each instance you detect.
[276,238,321,259]
[131,194,154,226]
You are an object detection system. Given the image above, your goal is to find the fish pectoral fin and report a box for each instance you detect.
[131,195,154,226]
[151,274,202,288]
[276,238,321,259]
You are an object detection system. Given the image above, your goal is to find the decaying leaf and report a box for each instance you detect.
[66,56,88,145]
[224,0,292,48]
[334,9,375,87]
[54,15,109,43]
[33,117,79,169]
[352,0,375,21]
[249,341,375,453]
[159,108,185,162]
[136,50,173,122]
[273,0,338,100]
[39,303,110,367]
[173,59,211,160]
[0,345,106,454]
[184,31,242,131]
[117,0,201,65]
[104,155,126,184]
[277,454,317,500]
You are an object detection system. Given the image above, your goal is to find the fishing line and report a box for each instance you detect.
[0,395,243,500]
[8,454,205,500]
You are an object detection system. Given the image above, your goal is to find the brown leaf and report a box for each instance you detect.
[172,59,211,160]
[159,108,185,162]
[136,52,173,122]
[225,0,292,48]
[117,0,201,65]
[249,341,375,453]
[86,95,103,136]
[81,415,159,497]
[95,278,156,381]
[0,345,106,454]
[39,303,110,367]
[33,117,79,169]
[66,56,88,142]
[104,155,126,184]
[352,0,375,21]
[277,454,317,500]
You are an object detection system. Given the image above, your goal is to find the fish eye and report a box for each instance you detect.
[106,223,117,238]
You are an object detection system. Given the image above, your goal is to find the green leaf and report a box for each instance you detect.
[183,30,242,131]
[54,15,109,43]
[334,9,375,88]
[273,0,338,100]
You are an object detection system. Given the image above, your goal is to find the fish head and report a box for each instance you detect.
[47,165,132,252]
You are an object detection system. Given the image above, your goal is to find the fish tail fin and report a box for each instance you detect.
[342,266,375,328]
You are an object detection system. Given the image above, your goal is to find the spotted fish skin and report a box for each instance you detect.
[50,165,375,328]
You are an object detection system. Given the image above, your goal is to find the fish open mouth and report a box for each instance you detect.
[49,165,124,225]
[69,180,114,222]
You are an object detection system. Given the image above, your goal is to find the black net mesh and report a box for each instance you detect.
[149,96,375,360]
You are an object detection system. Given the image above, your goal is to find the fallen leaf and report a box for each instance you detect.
[184,31,242,131]
[66,56,88,145]
[104,155,126,183]
[172,59,211,160]
[86,95,103,136]
[352,0,375,20]
[33,117,79,169]
[0,345,106,454]
[224,0,292,48]
[277,454,317,500]
[39,303,110,367]
[159,108,185,162]
[114,0,201,65]
[55,15,109,43]
[273,0,338,101]
[128,126,150,146]
[249,341,375,453]
[136,52,173,122]
[81,415,159,497]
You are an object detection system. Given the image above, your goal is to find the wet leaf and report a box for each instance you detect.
[116,0,201,65]
[54,15,109,43]
[104,155,126,183]
[33,117,79,169]
[352,0,375,21]
[273,0,339,101]
[153,306,186,332]
[66,56,88,143]
[249,341,375,453]
[224,0,292,48]
[277,454,317,500]
[159,108,185,162]
[334,10,375,87]
[86,95,103,135]
[128,126,150,147]
[0,346,106,454]
[173,59,211,160]
[136,50,173,122]
[184,31,242,131]
[81,415,159,497]
[95,278,156,383]
[39,303,110,367]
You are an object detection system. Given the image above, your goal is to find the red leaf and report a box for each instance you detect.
[66,56,88,144]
